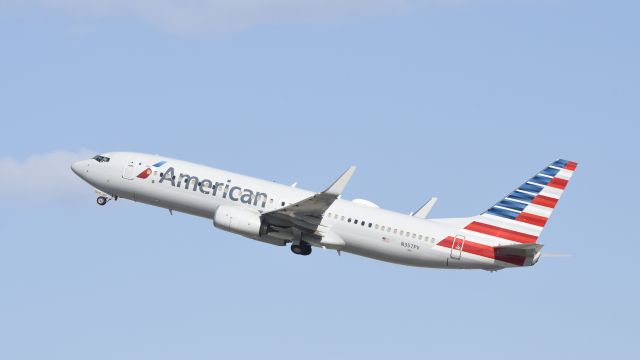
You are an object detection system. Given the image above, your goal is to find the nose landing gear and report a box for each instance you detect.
[95,191,116,206]
[291,241,312,256]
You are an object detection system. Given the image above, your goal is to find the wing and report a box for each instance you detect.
[261,166,356,232]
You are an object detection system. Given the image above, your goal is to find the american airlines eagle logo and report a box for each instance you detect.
[136,160,168,179]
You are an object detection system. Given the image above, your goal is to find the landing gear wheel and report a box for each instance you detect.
[290,242,312,256]
[291,244,302,255]
[96,196,108,206]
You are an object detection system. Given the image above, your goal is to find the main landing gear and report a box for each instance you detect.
[291,241,312,256]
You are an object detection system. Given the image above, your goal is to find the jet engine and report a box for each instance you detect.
[213,205,265,238]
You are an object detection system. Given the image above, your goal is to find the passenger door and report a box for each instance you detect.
[122,157,139,180]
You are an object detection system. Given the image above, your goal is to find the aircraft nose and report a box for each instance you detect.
[71,160,84,176]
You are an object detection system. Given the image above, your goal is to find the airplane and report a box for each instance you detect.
[71,153,577,270]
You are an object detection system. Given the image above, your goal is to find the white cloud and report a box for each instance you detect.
[3,0,414,33]
[0,150,95,202]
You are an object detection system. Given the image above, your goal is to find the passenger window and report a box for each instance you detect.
[281,201,285,206]
[400,230,404,236]
[341,216,345,221]
[418,235,423,240]
[361,222,365,227]
[375,224,379,230]
[410,233,414,238]
[354,220,358,224]
[381,226,385,231]
[394,229,397,234]
[348,218,352,223]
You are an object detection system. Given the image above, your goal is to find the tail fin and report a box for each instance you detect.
[479,159,578,241]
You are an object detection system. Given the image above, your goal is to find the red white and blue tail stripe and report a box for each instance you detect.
[481,159,578,239]
[436,159,577,267]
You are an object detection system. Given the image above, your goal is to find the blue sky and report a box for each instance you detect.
[0,1,638,359]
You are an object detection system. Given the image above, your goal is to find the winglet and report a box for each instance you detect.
[413,197,438,219]
[323,166,356,197]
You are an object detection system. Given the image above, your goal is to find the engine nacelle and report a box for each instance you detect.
[213,205,264,238]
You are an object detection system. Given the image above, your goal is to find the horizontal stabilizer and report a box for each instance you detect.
[494,243,545,266]
[494,243,544,257]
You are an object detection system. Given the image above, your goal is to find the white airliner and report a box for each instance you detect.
[71,153,577,270]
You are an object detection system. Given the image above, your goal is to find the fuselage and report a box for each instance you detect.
[71,152,519,270]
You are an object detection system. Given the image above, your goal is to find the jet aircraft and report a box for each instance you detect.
[71,153,577,270]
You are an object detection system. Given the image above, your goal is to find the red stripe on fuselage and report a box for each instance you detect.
[515,212,548,227]
[437,237,526,266]
[465,221,537,244]
[547,177,568,190]
[532,195,558,208]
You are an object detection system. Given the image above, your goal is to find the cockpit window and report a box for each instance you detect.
[92,155,110,163]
